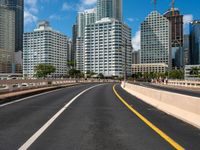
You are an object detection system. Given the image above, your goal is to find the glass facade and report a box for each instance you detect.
[97,0,122,21]
[190,21,200,65]
[0,0,24,52]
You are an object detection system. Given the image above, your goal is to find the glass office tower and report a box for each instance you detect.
[0,0,24,52]
[190,20,200,65]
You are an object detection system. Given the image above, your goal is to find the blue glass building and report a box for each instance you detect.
[190,21,200,65]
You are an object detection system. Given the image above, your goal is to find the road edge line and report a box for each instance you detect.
[113,84,185,150]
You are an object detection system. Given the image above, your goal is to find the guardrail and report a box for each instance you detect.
[0,79,118,94]
[164,80,200,88]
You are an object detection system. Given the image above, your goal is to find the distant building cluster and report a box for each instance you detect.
[0,0,200,80]
[131,7,200,81]
[74,0,132,77]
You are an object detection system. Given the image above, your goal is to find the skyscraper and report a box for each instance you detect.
[0,5,15,73]
[84,18,132,77]
[23,21,69,78]
[72,24,78,61]
[189,20,200,65]
[97,0,122,21]
[141,11,171,68]
[76,8,96,71]
[164,8,184,68]
[0,0,24,52]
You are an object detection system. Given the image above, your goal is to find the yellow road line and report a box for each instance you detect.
[113,84,185,150]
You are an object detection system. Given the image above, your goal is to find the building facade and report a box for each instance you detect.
[132,63,169,75]
[132,50,140,64]
[23,21,69,78]
[190,20,200,65]
[97,0,122,21]
[164,8,184,68]
[0,0,24,52]
[0,6,15,73]
[141,11,171,68]
[76,8,97,71]
[84,18,132,77]
[183,35,190,65]
[72,24,78,61]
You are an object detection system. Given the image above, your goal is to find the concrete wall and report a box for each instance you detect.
[122,82,200,129]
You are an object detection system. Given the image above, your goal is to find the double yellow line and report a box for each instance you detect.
[113,84,185,150]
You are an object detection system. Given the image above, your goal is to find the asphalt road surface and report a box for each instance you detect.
[132,82,200,98]
[0,83,199,150]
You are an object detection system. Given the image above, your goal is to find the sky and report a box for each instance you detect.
[24,0,199,50]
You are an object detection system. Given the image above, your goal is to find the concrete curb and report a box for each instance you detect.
[122,83,200,129]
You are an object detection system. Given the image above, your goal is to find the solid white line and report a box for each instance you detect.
[0,88,64,108]
[18,84,102,150]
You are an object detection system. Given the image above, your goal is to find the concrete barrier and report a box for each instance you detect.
[122,82,200,129]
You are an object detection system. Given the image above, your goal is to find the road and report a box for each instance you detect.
[0,83,199,150]
[132,82,200,98]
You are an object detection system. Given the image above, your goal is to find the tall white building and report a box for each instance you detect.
[97,0,122,21]
[76,8,96,71]
[84,18,132,77]
[23,21,69,78]
[141,11,171,68]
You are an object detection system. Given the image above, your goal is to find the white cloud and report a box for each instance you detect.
[24,10,38,25]
[132,31,141,51]
[82,0,97,5]
[183,14,193,24]
[49,14,61,20]
[24,0,39,27]
[76,0,97,11]
[127,18,134,22]
[183,14,193,34]
[62,2,72,11]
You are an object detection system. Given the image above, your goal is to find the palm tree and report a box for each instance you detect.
[190,67,200,77]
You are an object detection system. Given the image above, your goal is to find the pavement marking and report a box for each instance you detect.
[113,84,185,150]
[18,84,103,150]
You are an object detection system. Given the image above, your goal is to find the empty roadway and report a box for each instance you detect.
[0,83,199,150]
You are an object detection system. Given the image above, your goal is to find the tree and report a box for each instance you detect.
[86,71,96,78]
[168,69,184,79]
[190,67,200,77]
[67,61,76,69]
[68,69,84,78]
[34,64,56,78]
[98,73,104,79]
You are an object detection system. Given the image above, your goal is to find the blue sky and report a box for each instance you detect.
[24,0,199,50]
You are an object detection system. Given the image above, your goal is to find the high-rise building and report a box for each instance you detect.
[0,6,15,73]
[183,35,190,65]
[72,24,78,61]
[0,0,24,52]
[76,8,96,71]
[189,20,200,65]
[84,18,132,77]
[141,11,171,68]
[97,0,122,21]
[164,8,184,68]
[132,50,140,64]
[77,8,96,37]
[23,21,69,78]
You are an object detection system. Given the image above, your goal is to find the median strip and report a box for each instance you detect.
[113,84,185,150]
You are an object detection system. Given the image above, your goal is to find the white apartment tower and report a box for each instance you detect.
[23,21,69,78]
[76,8,96,71]
[141,11,171,68]
[84,18,132,77]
